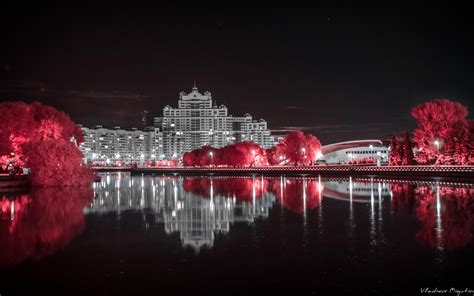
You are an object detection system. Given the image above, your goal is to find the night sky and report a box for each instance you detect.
[1,4,473,144]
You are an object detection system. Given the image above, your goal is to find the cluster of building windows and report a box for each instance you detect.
[345,150,388,155]
[348,187,389,192]
[79,125,163,164]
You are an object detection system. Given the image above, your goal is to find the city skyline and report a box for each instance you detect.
[80,84,275,161]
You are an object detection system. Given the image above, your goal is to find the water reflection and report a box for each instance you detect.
[414,185,474,251]
[1,173,474,267]
[88,175,275,252]
[0,187,93,266]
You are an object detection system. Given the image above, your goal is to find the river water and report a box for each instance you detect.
[1,172,473,295]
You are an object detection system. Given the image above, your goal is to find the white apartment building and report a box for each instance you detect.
[79,125,163,164]
[155,84,275,159]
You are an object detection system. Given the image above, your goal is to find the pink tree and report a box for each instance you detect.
[182,151,196,167]
[222,141,267,167]
[411,99,471,165]
[0,102,92,186]
[401,131,415,165]
[275,131,321,166]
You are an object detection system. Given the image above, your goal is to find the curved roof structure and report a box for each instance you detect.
[321,139,383,155]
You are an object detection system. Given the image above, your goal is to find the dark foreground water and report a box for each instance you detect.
[1,173,474,295]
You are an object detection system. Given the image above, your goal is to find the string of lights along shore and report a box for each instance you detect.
[79,83,275,164]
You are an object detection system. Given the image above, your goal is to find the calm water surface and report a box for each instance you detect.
[1,173,473,295]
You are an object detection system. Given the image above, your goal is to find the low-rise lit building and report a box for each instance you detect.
[79,125,163,164]
[320,140,390,165]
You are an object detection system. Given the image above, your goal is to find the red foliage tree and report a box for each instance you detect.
[24,139,92,186]
[182,141,268,167]
[411,99,472,165]
[265,145,280,165]
[182,151,196,167]
[389,135,402,165]
[219,141,268,167]
[401,131,415,165]
[273,131,321,166]
[0,102,92,186]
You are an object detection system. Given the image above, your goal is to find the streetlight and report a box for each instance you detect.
[434,140,440,151]
[209,151,213,167]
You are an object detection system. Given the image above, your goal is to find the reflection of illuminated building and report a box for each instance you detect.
[86,173,274,251]
[163,192,273,251]
[323,179,390,203]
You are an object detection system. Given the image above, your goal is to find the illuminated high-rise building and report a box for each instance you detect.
[155,83,275,159]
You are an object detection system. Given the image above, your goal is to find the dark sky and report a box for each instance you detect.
[1,4,473,144]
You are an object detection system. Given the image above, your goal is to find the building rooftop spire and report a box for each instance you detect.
[192,81,198,91]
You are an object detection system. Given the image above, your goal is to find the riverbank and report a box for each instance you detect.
[90,165,474,179]
[0,175,29,188]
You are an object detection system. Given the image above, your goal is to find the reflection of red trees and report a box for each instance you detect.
[390,183,416,213]
[183,177,323,213]
[438,187,474,251]
[182,177,268,200]
[0,102,92,186]
[415,186,437,249]
[182,178,213,197]
[214,178,268,201]
[415,186,474,251]
[0,187,93,266]
[270,179,322,213]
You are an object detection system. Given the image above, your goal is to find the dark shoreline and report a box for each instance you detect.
[92,165,474,182]
[2,166,473,189]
